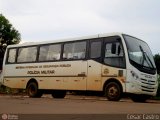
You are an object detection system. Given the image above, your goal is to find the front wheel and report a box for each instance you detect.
[130,94,150,103]
[27,82,43,98]
[104,82,122,101]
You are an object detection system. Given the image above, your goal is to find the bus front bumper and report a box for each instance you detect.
[125,81,158,96]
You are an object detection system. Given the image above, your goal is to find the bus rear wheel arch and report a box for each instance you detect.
[104,80,123,101]
[26,80,43,98]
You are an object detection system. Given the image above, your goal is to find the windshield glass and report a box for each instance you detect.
[123,35,156,71]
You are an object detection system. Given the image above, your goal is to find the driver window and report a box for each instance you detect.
[104,36,125,68]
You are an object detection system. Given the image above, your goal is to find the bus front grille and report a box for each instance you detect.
[140,78,156,93]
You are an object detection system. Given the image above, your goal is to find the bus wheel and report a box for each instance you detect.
[104,82,122,101]
[27,82,43,98]
[130,94,150,103]
[52,90,66,99]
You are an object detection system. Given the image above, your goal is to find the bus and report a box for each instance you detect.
[0,33,158,102]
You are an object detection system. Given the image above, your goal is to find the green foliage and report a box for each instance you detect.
[0,84,11,93]
[153,53,160,98]
[0,84,26,95]
[0,14,21,69]
[156,75,160,97]
[154,54,160,74]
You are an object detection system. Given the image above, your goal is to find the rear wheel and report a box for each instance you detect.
[51,90,66,99]
[27,82,43,98]
[130,94,150,103]
[104,82,122,101]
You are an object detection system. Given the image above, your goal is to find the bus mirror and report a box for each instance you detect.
[111,43,116,54]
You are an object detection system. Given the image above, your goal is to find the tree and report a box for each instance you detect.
[0,14,21,69]
[154,54,160,97]
[154,54,160,74]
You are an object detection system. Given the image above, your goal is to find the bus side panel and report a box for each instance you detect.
[57,61,87,91]
[3,61,87,90]
[87,60,102,91]
[102,65,127,93]
[3,78,27,89]
[87,60,126,92]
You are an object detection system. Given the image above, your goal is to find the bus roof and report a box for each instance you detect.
[7,32,123,48]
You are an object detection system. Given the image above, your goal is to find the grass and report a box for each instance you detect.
[0,84,26,95]
[153,74,160,100]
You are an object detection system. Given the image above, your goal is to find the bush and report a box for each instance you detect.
[0,84,12,94]
[0,84,26,95]
[156,74,160,97]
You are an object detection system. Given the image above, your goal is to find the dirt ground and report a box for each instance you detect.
[0,94,160,120]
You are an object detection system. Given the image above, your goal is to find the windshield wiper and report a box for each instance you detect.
[139,45,155,69]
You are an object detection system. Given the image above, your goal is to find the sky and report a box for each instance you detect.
[0,0,160,54]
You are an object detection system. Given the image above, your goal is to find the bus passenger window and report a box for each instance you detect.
[63,41,86,60]
[17,47,37,63]
[7,49,16,63]
[90,41,101,58]
[39,44,61,61]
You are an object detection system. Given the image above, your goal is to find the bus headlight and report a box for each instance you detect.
[131,71,139,80]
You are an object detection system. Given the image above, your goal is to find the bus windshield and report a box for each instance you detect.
[123,35,156,74]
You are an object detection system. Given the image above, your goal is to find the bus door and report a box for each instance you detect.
[87,38,103,91]
[102,36,126,90]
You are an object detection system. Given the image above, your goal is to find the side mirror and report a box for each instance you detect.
[111,43,116,54]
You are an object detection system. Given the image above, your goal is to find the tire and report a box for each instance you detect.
[52,90,66,99]
[130,94,150,103]
[104,82,122,101]
[27,82,43,98]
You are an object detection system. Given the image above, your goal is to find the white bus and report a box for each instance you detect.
[0,33,158,102]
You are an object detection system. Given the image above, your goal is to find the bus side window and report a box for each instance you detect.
[73,42,86,59]
[63,43,73,59]
[63,41,86,60]
[39,44,61,61]
[90,41,101,58]
[17,47,37,63]
[7,49,17,63]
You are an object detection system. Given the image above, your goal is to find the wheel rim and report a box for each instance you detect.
[28,85,37,96]
[108,85,118,98]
